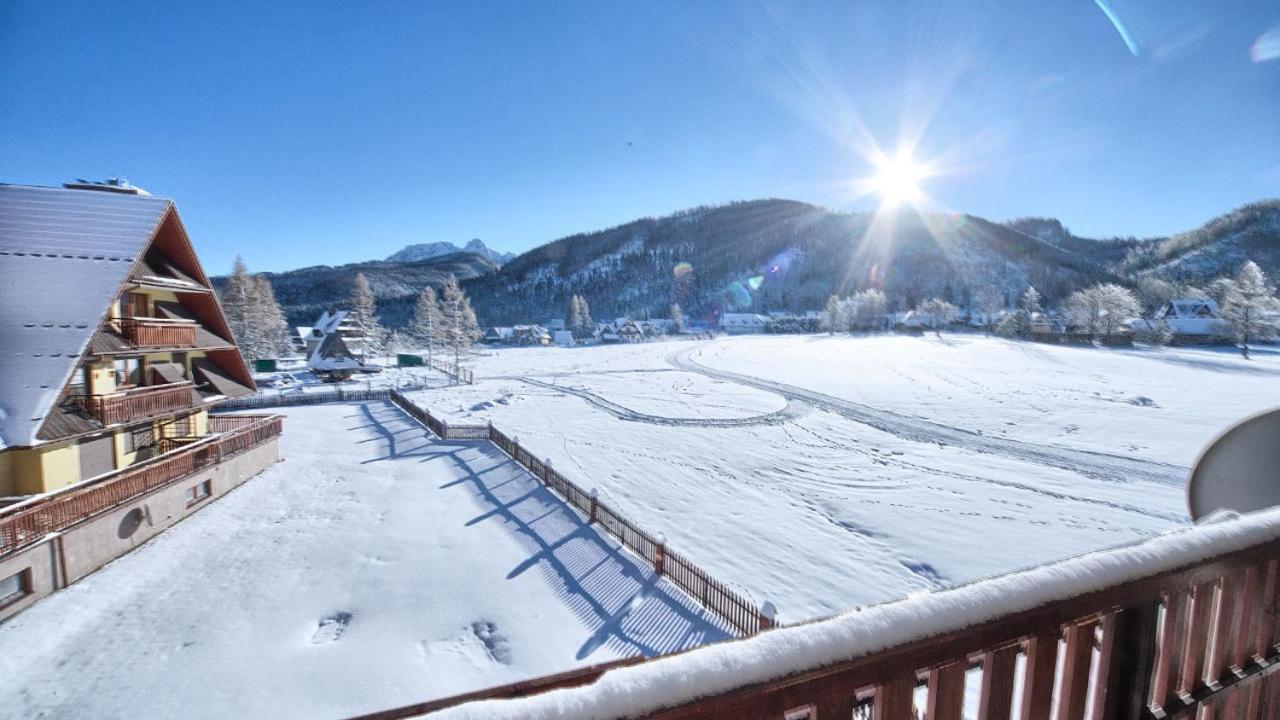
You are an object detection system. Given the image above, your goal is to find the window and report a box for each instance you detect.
[0,569,31,608]
[114,357,142,387]
[126,292,149,318]
[186,479,212,506]
[133,426,156,449]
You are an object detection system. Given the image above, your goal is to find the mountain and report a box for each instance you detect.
[219,197,1279,332]
[387,238,514,266]
[212,252,499,329]
[462,199,1130,325]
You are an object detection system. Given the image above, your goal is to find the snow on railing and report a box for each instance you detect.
[387,507,1280,720]
[387,390,772,638]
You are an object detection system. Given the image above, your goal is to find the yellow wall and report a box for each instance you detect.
[0,451,13,497]
[10,441,80,495]
[113,425,144,469]
[87,361,116,396]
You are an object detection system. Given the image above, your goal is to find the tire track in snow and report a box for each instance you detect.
[516,377,809,427]
[667,345,1187,488]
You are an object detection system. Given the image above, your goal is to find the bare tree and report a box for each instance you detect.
[1065,284,1140,342]
[349,272,386,361]
[824,295,842,334]
[670,303,686,334]
[409,286,442,362]
[1221,260,1280,359]
[918,297,957,338]
[852,289,887,331]
[251,274,291,358]
[973,286,1005,336]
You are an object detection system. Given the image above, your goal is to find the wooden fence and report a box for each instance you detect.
[354,510,1280,720]
[0,414,282,558]
[387,390,771,637]
[426,356,475,385]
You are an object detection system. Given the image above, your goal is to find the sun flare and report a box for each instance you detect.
[871,150,927,208]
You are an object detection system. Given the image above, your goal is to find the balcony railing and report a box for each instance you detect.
[355,508,1280,720]
[75,382,196,426]
[0,414,282,557]
[120,317,197,348]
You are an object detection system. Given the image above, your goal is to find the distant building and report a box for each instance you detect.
[1133,299,1227,344]
[553,330,575,347]
[720,313,770,334]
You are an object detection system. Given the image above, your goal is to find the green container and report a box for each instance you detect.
[397,353,425,367]
[253,359,278,373]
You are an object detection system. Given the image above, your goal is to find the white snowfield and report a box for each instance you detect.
[0,401,730,719]
[427,506,1280,720]
[414,335,1280,621]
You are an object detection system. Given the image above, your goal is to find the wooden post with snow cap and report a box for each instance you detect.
[542,458,553,484]
[654,532,666,576]
[760,600,777,631]
[588,487,598,524]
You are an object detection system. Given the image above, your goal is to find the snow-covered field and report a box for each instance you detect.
[413,334,1280,622]
[0,401,729,719]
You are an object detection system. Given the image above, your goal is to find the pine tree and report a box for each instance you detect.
[1019,286,1042,316]
[409,287,442,362]
[348,272,385,362]
[1222,260,1280,359]
[670,303,686,334]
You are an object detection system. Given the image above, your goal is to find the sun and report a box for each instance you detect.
[870,150,928,208]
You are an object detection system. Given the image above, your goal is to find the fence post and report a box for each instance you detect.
[760,600,777,631]
[543,458,552,484]
[654,532,666,576]
[589,487,598,524]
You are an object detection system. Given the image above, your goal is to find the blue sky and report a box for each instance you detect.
[2,1,1277,273]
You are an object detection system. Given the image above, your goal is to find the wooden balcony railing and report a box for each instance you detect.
[355,507,1280,720]
[120,317,197,348]
[0,414,282,558]
[75,382,196,426]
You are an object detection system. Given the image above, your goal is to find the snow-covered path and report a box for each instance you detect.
[667,344,1186,486]
[0,401,729,719]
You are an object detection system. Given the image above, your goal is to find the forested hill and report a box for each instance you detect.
[211,253,498,328]
[462,199,1126,325]
[216,197,1280,330]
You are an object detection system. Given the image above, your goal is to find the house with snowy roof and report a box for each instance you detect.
[719,313,770,334]
[1133,298,1228,344]
[0,181,281,619]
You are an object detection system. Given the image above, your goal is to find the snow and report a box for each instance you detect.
[411,335,1280,622]
[0,400,730,718]
[426,505,1280,720]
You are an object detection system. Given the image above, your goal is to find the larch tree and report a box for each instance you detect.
[670,303,686,334]
[824,295,843,334]
[918,298,957,338]
[438,275,483,377]
[852,289,886,331]
[1065,283,1139,342]
[1019,286,1042,316]
[1221,260,1280,359]
[220,256,254,351]
[251,274,291,358]
[575,295,594,336]
[348,272,385,362]
[409,286,443,362]
[973,286,1005,336]
[566,295,582,335]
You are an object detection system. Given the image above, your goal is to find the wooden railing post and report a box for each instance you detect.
[1094,601,1160,720]
[760,601,776,632]
[927,661,966,720]
[654,532,666,576]
[588,487,598,524]
[1020,631,1059,720]
[977,645,1019,720]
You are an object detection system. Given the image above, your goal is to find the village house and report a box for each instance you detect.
[0,182,283,620]
[719,313,770,334]
[1135,298,1228,344]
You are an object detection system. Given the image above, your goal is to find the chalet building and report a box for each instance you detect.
[720,313,770,334]
[0,182,281,620]
[1133,298,1228,344]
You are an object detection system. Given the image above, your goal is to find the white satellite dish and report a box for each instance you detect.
[1188,407,1280,521]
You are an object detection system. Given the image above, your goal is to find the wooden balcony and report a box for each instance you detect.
[0,414,282,558]
[75,382,196,426]
[120,317,197,348]
[355,508,1280,720]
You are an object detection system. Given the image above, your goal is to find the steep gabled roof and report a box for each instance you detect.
[0,185,172,449]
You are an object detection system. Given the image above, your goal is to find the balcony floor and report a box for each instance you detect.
[0,400,729,719]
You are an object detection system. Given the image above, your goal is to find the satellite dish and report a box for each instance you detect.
[1188,407,1280,521]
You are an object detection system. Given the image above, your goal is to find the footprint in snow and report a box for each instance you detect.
[311,612,353,644]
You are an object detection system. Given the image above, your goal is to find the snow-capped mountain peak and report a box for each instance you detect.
[387,239,514,265]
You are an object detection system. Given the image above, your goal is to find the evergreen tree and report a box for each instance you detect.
[567,295,582,335]
[1222,260,1280,359]
[409,287,442,362]
[1019,286,1042,316]
[349,272,385,361]
[670,303,686,334]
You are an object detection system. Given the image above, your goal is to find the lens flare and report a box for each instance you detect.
[673,262,694,279]
[747,275,765,290]
[870,149,928,208]
[726,281,752,308]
